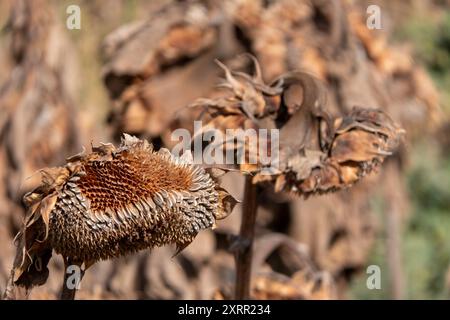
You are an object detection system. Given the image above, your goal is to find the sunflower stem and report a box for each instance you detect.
[60,258,84,300]
[234,175,257,299]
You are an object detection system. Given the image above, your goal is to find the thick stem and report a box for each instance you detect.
[60,258,84,300]
[234,176,258,300]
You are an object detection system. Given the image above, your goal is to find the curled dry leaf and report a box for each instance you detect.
[191,57,405,196]
[9,134,236,294]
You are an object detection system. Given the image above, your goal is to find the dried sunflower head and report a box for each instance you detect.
[190,55,404,196]
[12,134,236,289]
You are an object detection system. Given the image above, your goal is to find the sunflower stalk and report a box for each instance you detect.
[234,176,258,300]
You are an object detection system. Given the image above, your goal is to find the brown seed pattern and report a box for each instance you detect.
[76,148,194,213]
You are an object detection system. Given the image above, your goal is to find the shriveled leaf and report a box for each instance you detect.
[216,187,239,220]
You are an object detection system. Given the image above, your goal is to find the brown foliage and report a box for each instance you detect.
[98,0,439,298]
[0,0,444,300]
[191,58,404,196]
[0,0,81,297]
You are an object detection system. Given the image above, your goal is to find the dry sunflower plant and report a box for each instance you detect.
[4,134,236,300]
[189,55,404,299]
[99,0,441,298]
[3,51,403,300]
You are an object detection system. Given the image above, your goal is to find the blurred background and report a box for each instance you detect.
[0,0,449,299]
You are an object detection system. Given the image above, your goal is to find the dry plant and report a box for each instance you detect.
[102,1,223,143]
[0,0,81,295]
[190,56,404,299]
[100,2,441,298]
[1,0,442,300]
[3,134,237,300]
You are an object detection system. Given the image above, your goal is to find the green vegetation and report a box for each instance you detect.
[351,8,450,300]
[395,10,450,112]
